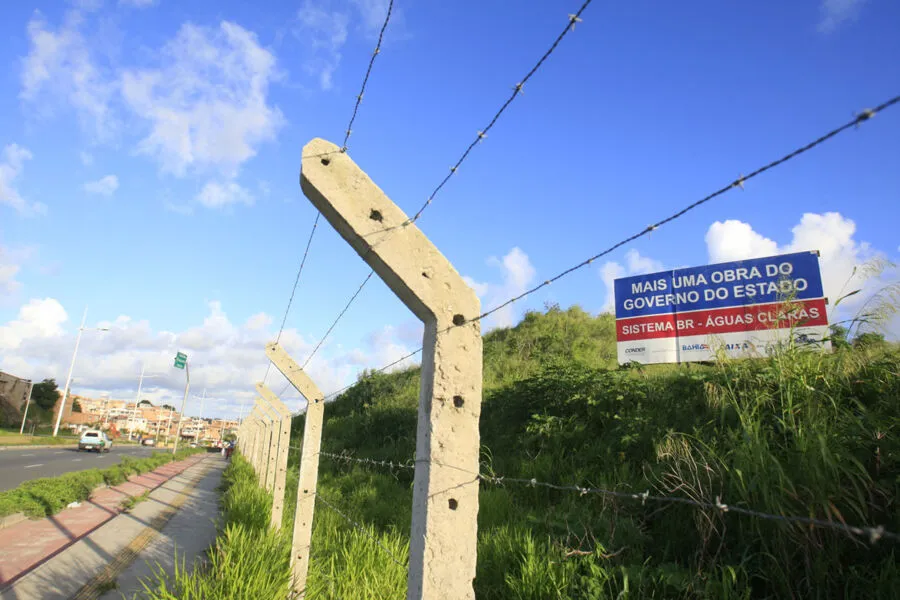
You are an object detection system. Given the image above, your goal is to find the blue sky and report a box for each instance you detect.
[1,0,898,417]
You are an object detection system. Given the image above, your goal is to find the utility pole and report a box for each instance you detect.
[131,364,146,441]
[19,380,33,435]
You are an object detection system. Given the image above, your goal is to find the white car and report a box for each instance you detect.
[78,430,113,453]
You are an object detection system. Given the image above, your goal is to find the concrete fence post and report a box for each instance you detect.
[250,411,266,483]
[256,398,281,492]
[300,138,483,600]
[257,383,293,530]
[265,342,325,599]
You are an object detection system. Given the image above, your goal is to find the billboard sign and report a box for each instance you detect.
[614,251,831,364]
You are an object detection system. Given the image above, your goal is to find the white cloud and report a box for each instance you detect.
[121,21,283,178]
[599,249,663,313]
[120,0,158,7]
[0,297,69,350]
[0,247,25,297]
[818,0,866,33]
[196,181,254,209]
[0,144,47,216]
[21,10,116,140]
[84,174,119,196]
[705,212,876,309]
[295,1,349,90]
[350,0,394,34]
[79,151,94,166]
[0,298,417,417]
[465,247,537,329]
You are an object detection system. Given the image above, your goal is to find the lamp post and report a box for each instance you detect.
[130,365,162,441]
[53,307,109,437]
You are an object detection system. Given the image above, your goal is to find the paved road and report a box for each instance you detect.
[0,446,159,492]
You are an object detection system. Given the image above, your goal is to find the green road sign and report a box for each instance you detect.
[174,351,187,369]
[174,359,186,369]
[176,352,187,361]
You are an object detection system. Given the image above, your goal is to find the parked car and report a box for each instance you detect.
[141,438,156,447]
[78,430,112,453]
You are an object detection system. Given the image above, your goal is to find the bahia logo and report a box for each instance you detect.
[682,343,710,351]
[625,347,646,354]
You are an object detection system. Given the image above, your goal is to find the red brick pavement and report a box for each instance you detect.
[0,455,206,585]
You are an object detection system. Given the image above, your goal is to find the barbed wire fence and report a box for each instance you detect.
[262,0,396,392]
[241,0,900,594]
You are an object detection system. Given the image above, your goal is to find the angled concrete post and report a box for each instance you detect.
[266,342,325,599]
[257,382,293,530]
[249,411,266,482]
[256,397,281,493]
[301,138,483,600]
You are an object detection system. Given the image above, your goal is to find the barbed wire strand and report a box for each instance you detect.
[314,451,899,545]
[279,2,593,387]
[341,0,394,152]
[264,214,321,385]
[303,271,375,369]
[406,0,594,225]
[265,2,393,388]
[296,94,898,402]
[458,96,900,329]
[315,492,409,568]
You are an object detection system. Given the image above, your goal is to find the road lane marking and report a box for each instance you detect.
[24,463,44,469]
[54,451,65,454]
[72,458,82,462]
[22,453,35,457]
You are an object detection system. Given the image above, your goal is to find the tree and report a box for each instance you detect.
[138,399,153,407]
[161,404,176,411]
[828,324,850,349]
[31,379,60,411]
[72,399,82,413]
[852,331,887,350]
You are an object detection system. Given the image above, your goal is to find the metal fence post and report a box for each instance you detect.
[266,342,325,599]
[301,138,483,600]
[257,383,293,530]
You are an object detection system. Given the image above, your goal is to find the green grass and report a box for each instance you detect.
[121,490,151,512]
[0,430,79,446]
[0,448,203,518]
[149,305,900,599]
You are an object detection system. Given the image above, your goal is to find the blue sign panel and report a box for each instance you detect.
[614,251,825,319]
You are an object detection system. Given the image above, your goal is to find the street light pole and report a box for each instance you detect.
[53,307,88,437]
[172,358,190,455]
[131,364,146,440]
[19,380,34,435]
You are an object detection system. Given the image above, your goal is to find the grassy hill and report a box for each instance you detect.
[144,305,900,599]
[297,305,899,599]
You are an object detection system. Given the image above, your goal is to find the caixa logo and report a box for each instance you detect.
[624,347,646,354]
[682,343,710,351]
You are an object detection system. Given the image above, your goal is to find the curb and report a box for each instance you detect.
[0,513,27,531]
[0,455,210,591]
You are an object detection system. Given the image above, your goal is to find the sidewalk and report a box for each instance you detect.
[0,453,208,590]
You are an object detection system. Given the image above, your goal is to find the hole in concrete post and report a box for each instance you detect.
[321,157,331,166]
[453,395,464,408]
[448,498,458,510]
[422,272,430,279]
[452,314,466,326]
[369,209,383,222]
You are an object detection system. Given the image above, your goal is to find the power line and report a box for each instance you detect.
[341,0,395,152]
[405,0,595,226]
